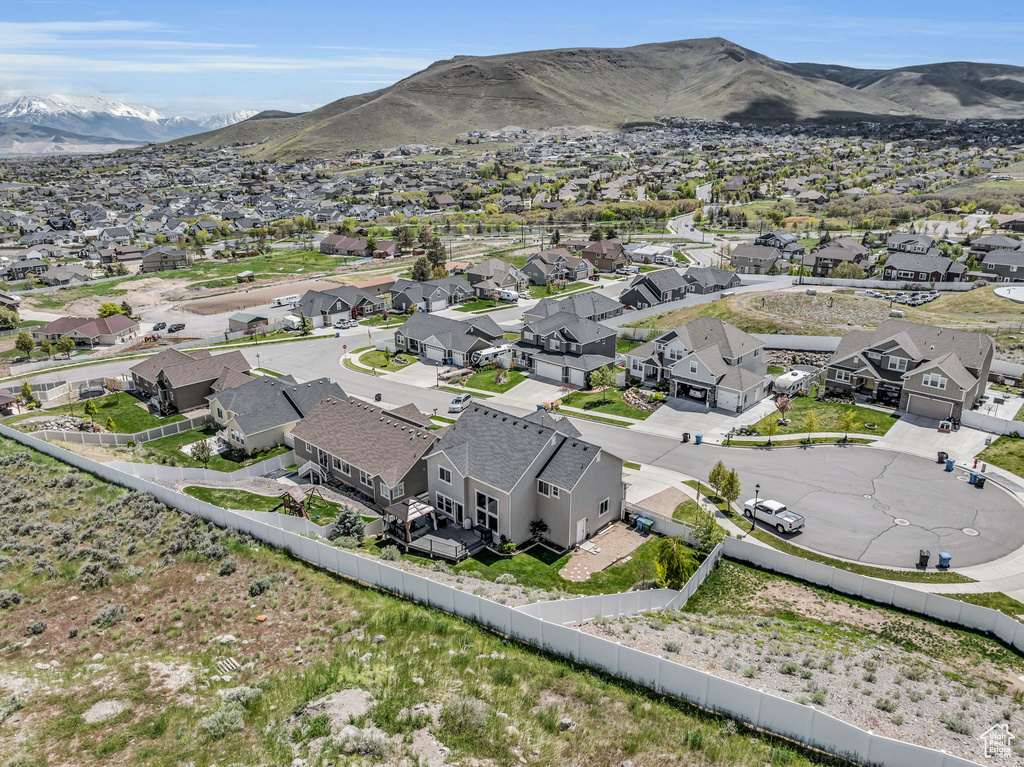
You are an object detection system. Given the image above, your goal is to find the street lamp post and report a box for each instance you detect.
[752,483,760,534]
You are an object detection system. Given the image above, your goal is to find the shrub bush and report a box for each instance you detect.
[336,728,392,758]
[25,621,46,636]
[0,590,22,609]
[441,696,488,732]
[379,545,401,562]
[200,703,244,740]
[218,560,237,577]
[91,604,126,628]
[495,573,516,585]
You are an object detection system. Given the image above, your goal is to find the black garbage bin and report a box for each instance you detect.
[975,475,987,489]
[918,549,930,568]
[937,451,948,464]
[682,432,690,443]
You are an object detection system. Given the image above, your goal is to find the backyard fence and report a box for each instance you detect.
[0,376,114,403]
[753,334,842,352]
[797,276,977,291]
[31,413,210,446]
[959,410,1022,437]
[106,449,296,483]
[0,423,992,767]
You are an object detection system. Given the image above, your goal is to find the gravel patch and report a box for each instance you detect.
[82,699,127,724]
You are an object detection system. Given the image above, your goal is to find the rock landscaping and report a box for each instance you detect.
[23,415,103,432]
[622,387,662,413]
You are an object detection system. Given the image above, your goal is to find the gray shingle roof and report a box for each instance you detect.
[831,320,993,373]
[210,375,346,436]
[396,312,502,352]
[662,317,764,359]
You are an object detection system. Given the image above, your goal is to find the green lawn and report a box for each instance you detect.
[979,436,1024,479]
[529,282,587,298]
[13,393,184,433]
[623,461,641,470]
[142,426,290,472]
[685,480,973,583]
[616,337,645,354]
[439,385,492,398]
[767,365,785,376]
[454,299,504,312]
[464,368,525,393]
[0,348,48,361]
[182,485,365,525]
[503,332,521,341]
[366,537,665,595]
[560,388,652,420]
[752,395,899,436]
[672,500,700,525]
[357,349,417,373]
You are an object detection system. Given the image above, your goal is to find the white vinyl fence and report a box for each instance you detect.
[32,413,209,446]
[106,450,296,483]
[959,410,1023,437]
[0,423,990,767]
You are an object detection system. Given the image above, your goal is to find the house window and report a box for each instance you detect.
[922,373,947,390]
[600,498,610,515]
[359,469,373,487]
[339,460,350,475]
[332,457,342,470]
[669,349,682,361]
[522,331,534,341]
[753,348,760,357]
[887,356,908,372]
[438,466,452,484]
[549,338,561,351]
[435,492,463,520]
[216,407,224,419]
[475,491,499,532]
[689,361,698,374]
[834,369,852,383]
[538,480,559,498]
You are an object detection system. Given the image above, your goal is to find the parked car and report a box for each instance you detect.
[588,274,601,281]
[167,323,186,333]
[448,393,473,413]
[518,290,531,300]
[687,388,706,399]
[152,322,166,331]
[743,498,805,534]
[333,317,357,329]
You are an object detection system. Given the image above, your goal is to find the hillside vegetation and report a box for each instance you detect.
[0,438,829,767]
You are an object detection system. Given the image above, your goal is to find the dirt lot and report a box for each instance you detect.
[179,278,342,315]
[582,561,1024,763]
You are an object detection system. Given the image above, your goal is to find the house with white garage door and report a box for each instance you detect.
[823,320,993,420]
[394,313,504,367]
[624,317,768,412]
[512,310,616,387]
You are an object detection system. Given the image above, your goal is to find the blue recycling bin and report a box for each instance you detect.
[945,458,955,472]
[969,472,978,485]
[695,434,703,445]
[938,552,952,569]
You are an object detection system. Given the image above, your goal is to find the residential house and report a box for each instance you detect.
[294,285,384,327]
[139,246,190,273]
[424,404,625,550]
[629,243,675,264]
[319,235,372,257]
[32,315,139,348]
[291,397,436,508]
[513,311,616,387]
[463,258,527,297]
[624,317,768,412]
[620,269,689,308]
[802,243,868,278]
[36,265,92,287]
[2,258,49,282]
[524,292,622,324]
[207,375,345,454]
[389,276,473,313]
[981,249,1024,282]
[969,235,1021,257]
[681,267,741,295]
[755,230,805,257]
[886,234,936,254]
[520,248,594,285]
[730,244,782,274]
[351,275,396,299]
[394,313,504,366]
[129,348,251,413]
[823,319,993,420]
[880,252,965,283]
[580,239,628,272]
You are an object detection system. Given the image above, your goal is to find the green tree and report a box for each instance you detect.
[838,409,858,441]
[37,338,51,359]
[0,306,17,330]
[762,418,779,446]
[20,381,34,405]
[803,410,821,444]
[14,332,34,358]
[190,438,213,469]
[410,257,432,282]
[366,233,378,253]
[691,506,725,554]
[654,535,699,589]
[708,460,728,496]
[83,398,98,422]
[588,366,618,404]
[551,228,561,245]
[120,301,133,317]
[105,417,116,432]
[56,336,76,358]
[98,302,126,318]
[298,311,313,336]
[720,469,742,509]
[332,505,365,540]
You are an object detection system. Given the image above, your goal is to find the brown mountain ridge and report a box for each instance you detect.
[169,37,1024,156]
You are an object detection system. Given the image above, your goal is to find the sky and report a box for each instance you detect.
[0,0,1021,117]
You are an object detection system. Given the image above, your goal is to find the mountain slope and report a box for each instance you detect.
[0,95,259,142]
[0,121,141,157]
[792,61,1024,119]
[173,38,923,156]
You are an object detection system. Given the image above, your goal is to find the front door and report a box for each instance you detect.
[575,518,587,545]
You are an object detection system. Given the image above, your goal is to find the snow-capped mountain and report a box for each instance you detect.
[195,110,259,131]
[0,95,256,143]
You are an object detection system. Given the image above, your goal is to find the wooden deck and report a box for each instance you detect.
[387,522,487,562]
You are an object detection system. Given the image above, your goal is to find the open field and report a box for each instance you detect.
[582,560,1024,763]
[0,437,831,767]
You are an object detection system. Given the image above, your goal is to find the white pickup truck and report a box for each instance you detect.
[743,499,805,534]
